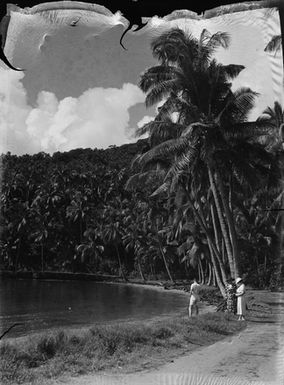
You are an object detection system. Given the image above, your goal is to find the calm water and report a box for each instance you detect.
[0,278,189,337]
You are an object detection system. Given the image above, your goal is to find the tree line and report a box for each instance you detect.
[0,28,283,295]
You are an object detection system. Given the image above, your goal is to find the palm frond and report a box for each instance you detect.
[151,28,198,64]
[259,101,284,128]
[207,31,230,51]
[145,79,181,108]
[218,87,259,124]
[139,65,181,93]
[150,181,171,197]
[225,120,274,140]
[138,137,190,167]
[148,121,185,146]
[136,120,184,142]
[135,120,154,137]
[165,145,198,181]
[222,64,245,79]
[264,35,282,53]
[125,170,164,191]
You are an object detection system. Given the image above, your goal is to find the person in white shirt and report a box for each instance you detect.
[189,278,201,317]
[235,277,246,321]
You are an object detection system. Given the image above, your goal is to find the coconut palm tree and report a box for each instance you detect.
[263,3,284,71]
[258,101,284,150]
[134,27,273,283]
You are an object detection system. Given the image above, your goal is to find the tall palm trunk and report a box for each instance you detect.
[208,166,235,278]
[215,169,240,277]
[15,239,21,272]
[193,208,226,295]
[208,242,225,296]
[222,239,226,264]
[197,200,228,283]
[198,262,201,282]
[185,190,222,264]
[115,244,127,281]
[212,267,216,287]
[185,189,227,291]
[41,242,44,272]
[279,3,284,284]
[155,218,174,283]
[137,257,146,282]
[279,4,284,75]
[158,242,174,283]
[199,259,205,284]
[210,202,222,253]
[207,262,213,286]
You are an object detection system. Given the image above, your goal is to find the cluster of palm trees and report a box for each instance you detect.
[128,27,283,295]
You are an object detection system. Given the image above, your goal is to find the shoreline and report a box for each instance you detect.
[0,270,190,289]
[0,310,247,385]
[1,286,278,385]
[1,280,213,343]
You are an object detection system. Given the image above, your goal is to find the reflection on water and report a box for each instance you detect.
[0,278,189,337]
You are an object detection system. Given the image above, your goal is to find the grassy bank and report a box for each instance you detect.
[0,312,246,385]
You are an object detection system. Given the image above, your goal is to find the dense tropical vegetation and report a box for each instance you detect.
[0,28,283,295]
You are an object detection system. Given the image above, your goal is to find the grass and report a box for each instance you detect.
[0,311,246,385]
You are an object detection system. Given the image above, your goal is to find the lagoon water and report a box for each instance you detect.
[0,278,189,338]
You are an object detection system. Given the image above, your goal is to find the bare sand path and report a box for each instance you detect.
[52,291,283,385]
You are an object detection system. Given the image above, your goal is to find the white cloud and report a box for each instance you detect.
[137,115,154,128]
[0,68,145,155]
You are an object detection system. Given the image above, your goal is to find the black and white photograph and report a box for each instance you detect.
[0,1,283,384]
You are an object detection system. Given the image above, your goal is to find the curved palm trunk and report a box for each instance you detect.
[158,242,174,283]
[137,258,146,282]
[207,262,213,286]
[208,166,235,278]
[215,170,240,277]
[199,259,205,284]
[115,244,127,281]
[211,203,221,253]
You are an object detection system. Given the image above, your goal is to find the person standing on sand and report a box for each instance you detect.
[225,277,237,313]
[189,278,201,317]
[235,277,246,321]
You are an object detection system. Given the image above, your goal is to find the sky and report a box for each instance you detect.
[0,3,283,155]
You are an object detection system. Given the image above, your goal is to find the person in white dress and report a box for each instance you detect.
[235,277,246,321]
[189,278,201,317]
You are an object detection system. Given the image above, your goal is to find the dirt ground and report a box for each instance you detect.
[50,290,284,385]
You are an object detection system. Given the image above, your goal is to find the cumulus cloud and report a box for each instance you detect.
[0,68,145,155]
[137,115,154,128]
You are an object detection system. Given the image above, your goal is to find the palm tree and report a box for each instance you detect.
[122,201,148,282]
[102,201,128,281]
[258,101,284,150]
[264,35,282,54]
[258,101,284,287]
[263,3,284,71]
[134,27,273,283]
